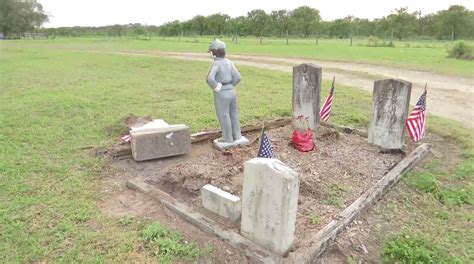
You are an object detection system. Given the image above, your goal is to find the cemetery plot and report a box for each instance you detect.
[115,123,412,258]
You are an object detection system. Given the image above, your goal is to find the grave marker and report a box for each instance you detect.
[292,63,322,132]
[241,158,299,256]
[130,124,191,161]
[368,79,412,149]
[201,184,241,222]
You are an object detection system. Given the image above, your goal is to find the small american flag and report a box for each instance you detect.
[257,132,275,158]
[406,88,427,142]
[121,134,131,143]
[320,76,335,122]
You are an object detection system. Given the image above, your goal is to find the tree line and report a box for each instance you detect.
[2,1,473,41]
[0,0,48,37]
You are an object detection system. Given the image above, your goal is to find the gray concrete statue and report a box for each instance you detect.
[206,39,249,150]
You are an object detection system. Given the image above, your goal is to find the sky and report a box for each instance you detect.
[41,0,474,28]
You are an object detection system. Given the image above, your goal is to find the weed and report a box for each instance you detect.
[433,211,450,220]
[455,159,474,179]
[308,213,320,225]
[119,215,135,225]
[347,255,356,264]
[382,234,462,264]
[404,172,438,193]
[448,41,473,60]
[405,172,473,206]
[327,183,346,208]
[435,186,473,206]
[141,223,206,263]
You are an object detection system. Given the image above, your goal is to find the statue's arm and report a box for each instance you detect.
[206,63,219,89]
[231,62,241,86]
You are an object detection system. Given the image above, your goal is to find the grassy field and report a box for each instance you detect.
[5,37,474,77]
[0,41,472,262]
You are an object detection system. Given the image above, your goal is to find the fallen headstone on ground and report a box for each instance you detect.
[130,119,191,161]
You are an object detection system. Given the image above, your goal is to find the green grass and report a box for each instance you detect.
[308,213,321,225]
[390,115,474,262]
[382,234,463,263]
[3,37,474,76]
[0,43,334,262]
[141,223,207,263]
[403,116,474,207]
[327,183,347,208]
[0,41,472,262]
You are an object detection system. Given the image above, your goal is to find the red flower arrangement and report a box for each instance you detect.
[292,115,315,152]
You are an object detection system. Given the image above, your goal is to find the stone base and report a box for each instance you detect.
[213,136,250,150]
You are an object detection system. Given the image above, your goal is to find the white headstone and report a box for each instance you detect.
[241,158,300,256]
[201,184,241,222]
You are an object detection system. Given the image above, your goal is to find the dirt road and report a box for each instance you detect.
[94,50,474,128]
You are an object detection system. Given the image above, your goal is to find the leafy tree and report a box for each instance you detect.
[374,17,391,39]
[26,4,474,40]
[354,18,374,37]
[290,6,321,38]
[147,25,160,36]
[419,13,437,37]
[158,20,182,37]
[108,24,124,37]
[130,24,146,37]
[247,9,269,44]
[181,20,192,36]
[270,9,291,41]
[387,7,418,41]
[330,17,351,38]
[190,15,207,36]
[0,0,48,37]
[228,16,246,43]
[206,13,230,37]
[436,5,472,40]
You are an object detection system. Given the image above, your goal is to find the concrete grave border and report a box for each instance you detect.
[124,120,431,263]
[126,180,279,264]
[288,143,431,263]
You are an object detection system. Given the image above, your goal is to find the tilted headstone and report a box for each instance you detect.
[130,123,191,161]
[241,158,299,256]
[292,63,322,132]
[368,79,412,149]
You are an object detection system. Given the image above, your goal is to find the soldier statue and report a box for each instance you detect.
[206,39,249,149]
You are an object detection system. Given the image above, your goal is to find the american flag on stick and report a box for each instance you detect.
[257,132,275,158]
[320,76,335,122]
[406,85,427,142]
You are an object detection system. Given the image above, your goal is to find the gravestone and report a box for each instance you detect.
[241,158,299,256]
[292,63,322,132]
[368,79,412,149]
[130,123,191,161]
[201,184,241,222]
